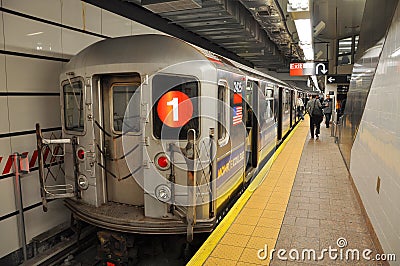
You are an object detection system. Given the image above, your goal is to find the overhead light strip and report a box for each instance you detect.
[288,0,314,61]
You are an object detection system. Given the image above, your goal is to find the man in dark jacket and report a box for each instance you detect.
[306,95,323,139]
[322,94,333,128]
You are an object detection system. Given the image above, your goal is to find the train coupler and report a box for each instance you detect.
[97,231,136,266]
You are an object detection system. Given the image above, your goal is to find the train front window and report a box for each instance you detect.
[63,80,84,132]
[152,74,199,140]
[112,84,140,132]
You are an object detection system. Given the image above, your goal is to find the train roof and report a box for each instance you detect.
[63,34,210,73]
[227,60,290,87]
[63,34,291,88]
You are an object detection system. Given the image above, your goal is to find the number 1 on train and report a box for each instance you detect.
[167,97,179,121]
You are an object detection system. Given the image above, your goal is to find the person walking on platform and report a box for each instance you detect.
[296,94,305,120]
[304,95,310,107]
[306,95,323,139]
[322,94,333,128]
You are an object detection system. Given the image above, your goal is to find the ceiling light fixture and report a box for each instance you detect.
[294,19,314,60]
[390,47,400,58]
[313,21,326,37]
[294,19,312,45]
[288,0,314,61]
[27,31,43,36]
[315,50,323,59]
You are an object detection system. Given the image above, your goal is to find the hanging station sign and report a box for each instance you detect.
[289,61,329,76]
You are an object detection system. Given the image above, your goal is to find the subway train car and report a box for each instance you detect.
[36,34,300,246]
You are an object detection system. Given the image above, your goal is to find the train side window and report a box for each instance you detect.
[265,89,274,120]
[63,80,84,132]
[112,84,140,132]
[217,84,229,145]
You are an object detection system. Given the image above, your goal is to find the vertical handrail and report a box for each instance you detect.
[186,129,197,242]
[71,137,81,199]
[36,123,48,212]
[168,143,176,214]
[209,128,215,218]
[13,153,28,262]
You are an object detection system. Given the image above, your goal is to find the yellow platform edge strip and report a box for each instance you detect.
[187,122,302,266]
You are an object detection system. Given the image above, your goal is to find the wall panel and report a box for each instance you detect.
[2,0,62,24]
[350,0,400,256]
[5,56,62,93]
[131,20,163,35]
[7,96,61,133]
[61,1,102,34]
[0,55,7,92]
[0,178,16,217]
[0,97,10,134]
[101,9,131,37]
[0,11,4,48]
[0,217,20,257]
[0,138,11,175]
[61,28,103,56]
[3,13,63,58]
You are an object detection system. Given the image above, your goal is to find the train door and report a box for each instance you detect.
[277,87,283,140]
[101,74,144,205]
[290,90,295,126]
[245,80,259,172]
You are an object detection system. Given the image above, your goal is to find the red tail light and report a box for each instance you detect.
[158,156,168,168]
[77,148,85,160]
[155,153,170,170]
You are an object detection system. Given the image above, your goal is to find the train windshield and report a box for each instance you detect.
[152,74,199,140]
[63,80,84,132]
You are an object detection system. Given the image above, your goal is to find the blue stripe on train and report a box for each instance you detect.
[216,145,245,187]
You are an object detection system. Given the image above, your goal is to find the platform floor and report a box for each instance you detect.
[190,116,381,265]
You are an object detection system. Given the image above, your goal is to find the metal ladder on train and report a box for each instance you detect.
[35,124,76,212]
[172,129,215,242]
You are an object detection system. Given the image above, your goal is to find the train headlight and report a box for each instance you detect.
[78,175,89,190]
[154,153,170,170]
[155,185,171,202]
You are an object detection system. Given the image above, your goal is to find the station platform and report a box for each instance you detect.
[189,116,381,265]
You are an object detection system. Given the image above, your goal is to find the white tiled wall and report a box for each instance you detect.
[0,11,3,49]
[61,2,102,33]
[0,97,9,135]
[3,13,63,57]
[3,0,62,23]
[102,9,132,37]
[0,0,163,259]
[6,56,62,93]
[61,28,102,56]
[0,178,16,216]
[0,217,20,258]
[350,0,400,258]
[8,96,61,132]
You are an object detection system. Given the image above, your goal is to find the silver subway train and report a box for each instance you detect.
[36,34,301,243]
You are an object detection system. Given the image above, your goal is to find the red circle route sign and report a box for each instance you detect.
[157,91,193,128]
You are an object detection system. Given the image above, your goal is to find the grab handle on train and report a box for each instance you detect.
[186,129,197,243]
